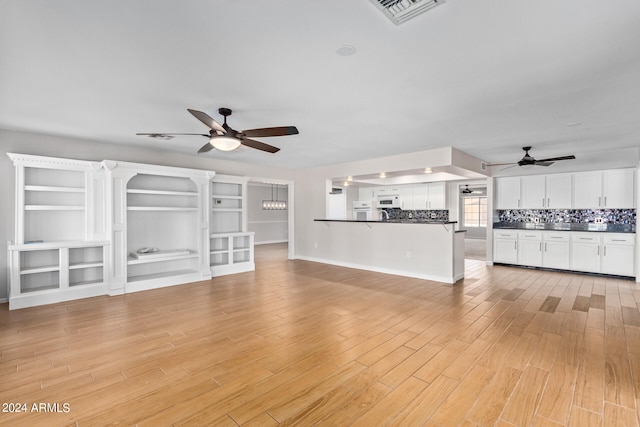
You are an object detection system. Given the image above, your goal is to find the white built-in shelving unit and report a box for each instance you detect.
[210,175,255,276]
[7,153,110,309]
[103,161,213,294]
[7,154,259,309]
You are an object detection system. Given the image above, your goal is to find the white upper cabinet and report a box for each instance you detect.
[497,169,633,210]
[427,182,446,210]
[520,176,545,209]
[545,173,572,208]
[495,177,521,209]
[602,169,635,208]
[401,182,446,210]
[573,169,635,209]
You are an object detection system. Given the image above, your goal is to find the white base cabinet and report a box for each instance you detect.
[542,233,570,270]
[517,232,542,267]
[494,230,635,277]
[493,231,518,264]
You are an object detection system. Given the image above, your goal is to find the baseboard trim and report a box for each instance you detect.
[295,255,456,284]
[255,240,288,245]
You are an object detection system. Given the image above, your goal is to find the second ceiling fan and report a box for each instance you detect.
[489,146,576,168]
[137,108,299,153]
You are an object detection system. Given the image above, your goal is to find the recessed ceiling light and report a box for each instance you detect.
[336,45,356,56]
[347,176,353,181]
[424,168,432,174]
[379,172,386,178]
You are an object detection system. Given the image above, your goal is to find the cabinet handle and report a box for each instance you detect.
[518,199,520,208]
[604,196,607,206]
[542,198,545,207]
[547,198,550,207]
[514,241,517,250]
[579,237,592,240]
[539,242,542,252]
[545,242,547,252]
[604,246,607,256]
[549,236,562,239]
[597,246,600,255]
[611,239,626,242]
[598,196,601,207]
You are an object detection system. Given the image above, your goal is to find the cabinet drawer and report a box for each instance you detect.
[494,231,518,239]
[571,233,600,243]
[543,233,569,242]
[603,234,635,245]
[518,232,542,241]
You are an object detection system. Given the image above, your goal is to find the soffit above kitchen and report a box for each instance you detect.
[0,1,639,169]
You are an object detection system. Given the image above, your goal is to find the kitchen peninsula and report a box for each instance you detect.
[310,219,465,283]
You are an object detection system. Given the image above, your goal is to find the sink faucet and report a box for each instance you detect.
[379,209,389,221]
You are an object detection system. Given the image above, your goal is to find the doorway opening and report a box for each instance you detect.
[460,184,487,260]
[247,180,293,262]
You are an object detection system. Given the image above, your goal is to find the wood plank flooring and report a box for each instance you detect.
[1,243,639,426]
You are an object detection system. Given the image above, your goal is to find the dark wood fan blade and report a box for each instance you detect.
[535,161,554,166]
[486,162,517,166]
[535,155,576,162]
[242,126,299,138]
[240,138,280,153]
[197,142,214,153]
[187,109,226,133]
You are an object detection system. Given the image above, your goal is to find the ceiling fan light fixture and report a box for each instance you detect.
[210,136,241,151]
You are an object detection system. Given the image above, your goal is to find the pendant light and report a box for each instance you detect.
[262,184,287,210]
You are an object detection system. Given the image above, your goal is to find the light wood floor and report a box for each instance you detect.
[1,243,639,426]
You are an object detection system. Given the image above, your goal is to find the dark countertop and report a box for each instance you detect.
[315,219,458,225]
[493,222,635,233]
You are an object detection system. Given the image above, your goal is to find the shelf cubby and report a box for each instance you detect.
[210,232,255,276]
[8,240,109,309]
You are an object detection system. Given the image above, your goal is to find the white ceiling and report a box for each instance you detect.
[1,0,639,169]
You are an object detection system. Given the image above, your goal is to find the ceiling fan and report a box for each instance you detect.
[461,185,478,194]
[488,146,576,168]
[137,108,299,154]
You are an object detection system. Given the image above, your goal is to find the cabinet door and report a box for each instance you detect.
[601,234,635,276]
[602,244,635,276]
[358,187,376,201]
[494,239,518,263]
[602,169,635,208]
[542,234,570,270]
[520,176,546,209]
[572,171,602,209]
[404,185,421,210]
[518,238,543,267]
[545,174,572,209]
[571,235,601,273]
[494,231,518,264]
[495,177,521,209]
[427,182,446,210]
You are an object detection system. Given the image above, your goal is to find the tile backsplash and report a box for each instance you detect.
[497,209,636,224]
[385,209,449,221]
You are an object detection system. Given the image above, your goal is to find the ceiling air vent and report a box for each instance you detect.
[369,0,445,25]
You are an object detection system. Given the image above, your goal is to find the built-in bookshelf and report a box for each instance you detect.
[7,153,109,309]
[7,154,260,309]
[210,175,255,276]
[103,161,214,294]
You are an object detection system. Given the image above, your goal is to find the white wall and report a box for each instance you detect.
[0,129,295,300]
[247,184,288,244]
